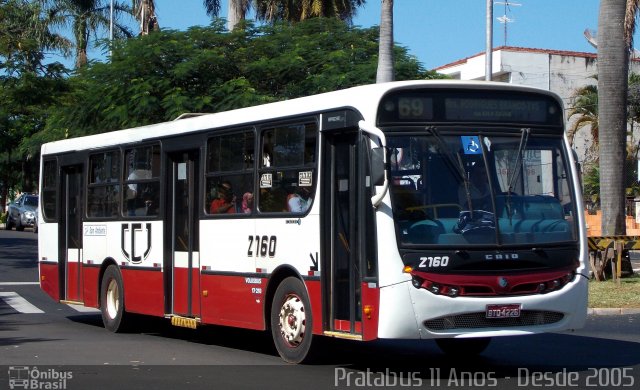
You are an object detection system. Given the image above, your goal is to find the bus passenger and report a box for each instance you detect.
[241,192,253,214]
[287,187,312,213]
[210,182,236,214]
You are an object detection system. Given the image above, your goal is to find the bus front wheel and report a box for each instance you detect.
[100,265,129,332]
[435,337,491,356]
[270,277,313,363]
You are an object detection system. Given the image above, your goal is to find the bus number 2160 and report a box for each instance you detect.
[247,235,277,258]
[419,256,449,268]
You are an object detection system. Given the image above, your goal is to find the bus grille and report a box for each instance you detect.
[423,310,564,331]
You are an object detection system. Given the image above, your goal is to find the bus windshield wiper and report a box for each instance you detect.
[426,126,474,215]
[505,128,530,221]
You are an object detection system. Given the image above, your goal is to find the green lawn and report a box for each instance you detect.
[588,274,640,308]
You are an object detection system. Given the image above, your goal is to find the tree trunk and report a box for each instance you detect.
[597,0,628,235]
[227,0,246,31]
[376,0,394,83]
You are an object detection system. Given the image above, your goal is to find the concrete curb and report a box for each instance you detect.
[588,308,640,315]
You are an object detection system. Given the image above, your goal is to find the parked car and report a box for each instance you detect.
[6,194,39,231]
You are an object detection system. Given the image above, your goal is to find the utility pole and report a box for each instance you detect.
[486,0,493,81]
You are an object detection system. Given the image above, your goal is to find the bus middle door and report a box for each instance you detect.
[166,151,201,322]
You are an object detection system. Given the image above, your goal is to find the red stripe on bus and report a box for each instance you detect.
[39,262,59,301]
[200,274,265,330]
[361,282,380,341]
[121,267,164,317]
[82,265,100,308]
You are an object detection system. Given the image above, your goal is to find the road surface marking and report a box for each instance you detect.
[0,292,44,313]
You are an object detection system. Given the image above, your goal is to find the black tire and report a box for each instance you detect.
[15,217,24,231]
[270,277,313,363]
[5,216,13,230]
[435,337,491,356]
[100,265,129,332]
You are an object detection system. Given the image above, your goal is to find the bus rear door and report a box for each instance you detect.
[60,164,84,303]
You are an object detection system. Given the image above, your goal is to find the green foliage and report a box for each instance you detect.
[1,0,70,201]
[582,165,600,206]
[43,18,439,140]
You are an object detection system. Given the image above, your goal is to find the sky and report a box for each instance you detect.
[138,0,605,70]
[64,0,614,71]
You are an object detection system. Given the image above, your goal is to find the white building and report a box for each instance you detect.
[434,46,640,164]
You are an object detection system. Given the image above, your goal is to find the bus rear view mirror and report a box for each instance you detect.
[371,147,385,187]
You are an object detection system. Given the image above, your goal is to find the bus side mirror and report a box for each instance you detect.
[371,147,386,186]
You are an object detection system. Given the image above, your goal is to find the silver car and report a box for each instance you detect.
[6,194,39,231]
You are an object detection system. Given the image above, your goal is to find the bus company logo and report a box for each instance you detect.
[8,366,73,389]
[121,223,152,264]
[485,253,519,260]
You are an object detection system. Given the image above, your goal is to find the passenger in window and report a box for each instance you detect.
[287,186,312,213]
[210,182,236,214]
[126,169,151,216]
[241,192,253,214]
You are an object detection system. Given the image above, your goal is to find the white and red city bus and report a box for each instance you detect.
[38,80,588,363]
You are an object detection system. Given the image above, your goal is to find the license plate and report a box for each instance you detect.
[486,304,522,318]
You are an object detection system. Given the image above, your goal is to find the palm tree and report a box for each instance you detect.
[254,0,365,23]
[597,0,628,235]
[201,0,250,31]
[567,84,598,164]
[1,0,73,74]
[40,0,133,68]
[376,0,393,83]
[132,0,158,35]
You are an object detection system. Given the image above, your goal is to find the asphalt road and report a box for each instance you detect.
[1,230,639,390]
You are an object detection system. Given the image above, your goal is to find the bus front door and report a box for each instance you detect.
[167,151,201,319]
[60,165,84,303]
[322,132,363,336]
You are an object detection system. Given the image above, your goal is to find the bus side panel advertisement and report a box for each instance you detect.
[120,268,164,317]
[200,274,265,330]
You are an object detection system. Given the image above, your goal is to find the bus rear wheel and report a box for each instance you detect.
[100,265,129,332]
[270,277,313,363]
[435,337,491,356]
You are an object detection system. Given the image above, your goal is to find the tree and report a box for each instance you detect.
[132,0,158,35]
[41,18,439,142]
[40,0,133,68]
[376,0,393,83]
[568,84,599,164]
[0,0,69,205]
[254,0,365,23]
[597,0,628,235]
[201,0,251,31]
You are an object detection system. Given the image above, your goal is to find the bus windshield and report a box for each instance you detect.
[388,129,577,247]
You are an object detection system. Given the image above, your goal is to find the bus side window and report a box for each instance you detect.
[258,122,317,214]
[206,130,255,215]
[88,150,121,218]
[123,145,160,217]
